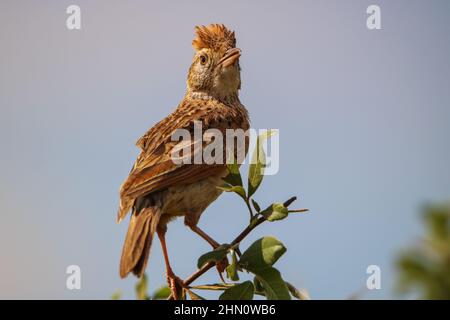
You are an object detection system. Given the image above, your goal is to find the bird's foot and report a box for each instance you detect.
[167,271,185,300]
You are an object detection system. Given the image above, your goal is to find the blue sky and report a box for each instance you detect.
[1,0,449,299]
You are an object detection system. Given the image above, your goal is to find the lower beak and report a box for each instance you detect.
[219,48,241,68]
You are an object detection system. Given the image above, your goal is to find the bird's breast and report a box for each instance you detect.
[162,171,226,218]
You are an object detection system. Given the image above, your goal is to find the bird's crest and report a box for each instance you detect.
[192,24,236,52]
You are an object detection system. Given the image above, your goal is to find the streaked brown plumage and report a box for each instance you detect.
[117,24,249,297]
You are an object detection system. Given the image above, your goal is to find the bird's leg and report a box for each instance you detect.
[157,228,184,300]
[188,224,220,249]
[185,219,228,281]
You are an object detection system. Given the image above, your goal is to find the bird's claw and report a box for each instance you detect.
[167,272,185,300]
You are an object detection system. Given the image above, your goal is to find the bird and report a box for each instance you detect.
[116,24,249,299]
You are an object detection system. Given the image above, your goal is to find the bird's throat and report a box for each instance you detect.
[187,90,240,106]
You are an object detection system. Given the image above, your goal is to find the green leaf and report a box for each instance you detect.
[219,281,255,300]
[226,250,240,281]
[135,274,149,300]
[254,268,291,300]
[286,282,309,300]
[191,283,235,291]
[239,237,290,300]
[253,276,264,292]
[223,161,243,187]
[197,244,230,269]
[251,199,261,213]
[261,203,289,221]
[248,130,277,197]
[396,203,450,299]
[152,286,171,300]
[217,184,247,200]
[239,237,287,270]
[111,290,121,300]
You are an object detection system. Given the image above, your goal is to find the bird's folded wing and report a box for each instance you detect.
[117,121,227,222]
[122,154,225,199]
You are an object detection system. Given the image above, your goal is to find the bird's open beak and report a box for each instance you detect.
[219,48,241,68]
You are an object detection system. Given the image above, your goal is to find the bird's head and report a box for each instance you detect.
[187,24,241,100]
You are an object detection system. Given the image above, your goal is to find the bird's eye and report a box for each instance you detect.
[199,55,207,65]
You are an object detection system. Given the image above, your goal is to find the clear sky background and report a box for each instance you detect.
[1,0,449,299]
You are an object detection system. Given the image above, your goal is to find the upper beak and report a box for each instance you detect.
[219,48,241,68]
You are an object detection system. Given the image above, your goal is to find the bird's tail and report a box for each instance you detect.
[119,206,162,278]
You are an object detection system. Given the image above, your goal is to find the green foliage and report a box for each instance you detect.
[111,276,171,300]
[151,286,171,300]
[197,244,231,269]
[232,237,290,299]
[253,268,291,300]
[222,160,243,187]
[248,130,277,197]
[261,203,289,221]
[220,281,255,300]
[396,204,450,299]
[286,282,310,300]
[195,236,292,300]
[135,274,149,300]
[191,283,234,291]
[251,199,261,213]
[254,276,264,293]
[111,290,121,300]
[226,250,240,281]
[239,237,287,269]
[217,185,247,200]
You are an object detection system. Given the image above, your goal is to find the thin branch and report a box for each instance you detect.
[288,208,309,213]
[168,196,298,299]
[283,196,297,207]
[244,199,254,219]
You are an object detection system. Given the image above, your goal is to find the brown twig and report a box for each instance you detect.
[168,196,298,299]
